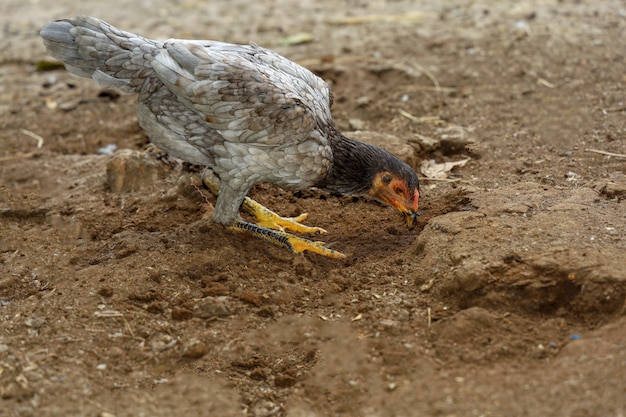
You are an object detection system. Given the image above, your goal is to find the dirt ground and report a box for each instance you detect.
[1,0,625,416]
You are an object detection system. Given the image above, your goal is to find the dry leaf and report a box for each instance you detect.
[420,158,470,179]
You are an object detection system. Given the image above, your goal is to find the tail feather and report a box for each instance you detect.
[40,16,162,93]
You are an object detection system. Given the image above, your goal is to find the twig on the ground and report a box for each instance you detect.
[537,78,556,88]
[0,153,34,162]
[398,109,444,124]
[601,106,626,113]
[585,148,626,159]
[20,129,44,148]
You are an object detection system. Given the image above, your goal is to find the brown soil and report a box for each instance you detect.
[1,1,625,416]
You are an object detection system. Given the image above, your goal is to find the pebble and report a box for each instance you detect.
[380,319,400,328]
[150,334,177,352]
[396,308,411,322]
[193,296,235,319]
[598,181,626,199]
[171,307,193,321]
[411,133,440,153]
[274,373,296,388]
[454,259,489,292]
[97,144,117,155]
[356,96,371,107]
[24,317,46,329]
[437,125,475,156]
[43,75,57,87]
[348,118,366,130]
[97,286,114,298]
[0,276,18,291]
[182,338,209,359]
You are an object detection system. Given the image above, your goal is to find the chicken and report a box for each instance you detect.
[40,16,420,258]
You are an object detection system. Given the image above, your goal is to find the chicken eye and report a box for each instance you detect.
[393,186,406,197]
[381,173,393,184]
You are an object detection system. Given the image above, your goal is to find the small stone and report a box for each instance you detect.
[171,307,193,321]
[396,308,411,322]
[598,181,626,199]
[355,96,371,107]
[97,144,117,155]
[256,306,276,318]
[250,367,268,381]
[0,382,34,401]
[348,118,366,130]
[182,338,209,359]
[108,347,124,358]
[238,292,262,306]
[274,373,296,388]
[419,278,435,292]
[193,296,235,319]
[97,286,114,298]
[58,98,81,111]
[146,301,165,314]
[150,333,177,352]
[380,319,400,328]
[24,317,46,329]
[202,282,229,296]
[410,133,440,153]
[454,259,489,292]
[0,276,18,291]
[437,125,477,156]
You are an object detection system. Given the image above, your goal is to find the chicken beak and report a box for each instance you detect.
[404,211,417,230]
[404,189,419,230]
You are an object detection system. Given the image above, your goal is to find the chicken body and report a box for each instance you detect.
[40,16,420,257]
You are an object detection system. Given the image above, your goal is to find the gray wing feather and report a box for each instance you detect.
[151,40,329,147]
[40,16,162,94]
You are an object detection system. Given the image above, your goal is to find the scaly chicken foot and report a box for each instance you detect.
[203,174,344,258]
[232,220,345,259]
[240,197,327,234]
[203,174,325,234]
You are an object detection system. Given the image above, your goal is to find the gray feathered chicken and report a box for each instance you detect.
[40,16,420,258]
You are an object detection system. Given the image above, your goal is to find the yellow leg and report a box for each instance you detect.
[202,174,345,259]
[232,221,345,259]
[241,197,326,234]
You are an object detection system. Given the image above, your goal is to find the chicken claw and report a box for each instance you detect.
[241,198,327,235]
[232,221,345,259]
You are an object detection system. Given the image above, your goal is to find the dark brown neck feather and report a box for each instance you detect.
[316,130,419,195]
